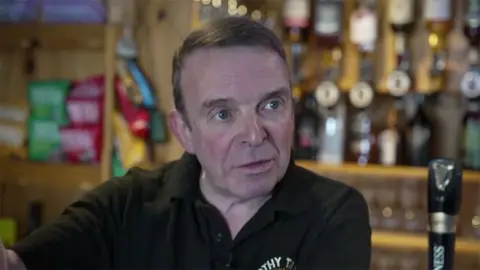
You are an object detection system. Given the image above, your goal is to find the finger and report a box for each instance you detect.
[0,237,7,270]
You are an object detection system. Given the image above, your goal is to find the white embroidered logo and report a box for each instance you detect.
[257,256,296,270]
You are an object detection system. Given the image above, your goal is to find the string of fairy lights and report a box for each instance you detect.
[195,0,263,21]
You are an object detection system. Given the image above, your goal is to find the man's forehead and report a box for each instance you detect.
[183,46,284,70]
[180,47,290,107]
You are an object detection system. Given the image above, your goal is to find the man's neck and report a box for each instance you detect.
[199,174,271,238]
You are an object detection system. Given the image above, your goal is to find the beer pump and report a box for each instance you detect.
[427,158,463,270]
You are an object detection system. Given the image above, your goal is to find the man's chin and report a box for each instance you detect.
[232,176,279,199]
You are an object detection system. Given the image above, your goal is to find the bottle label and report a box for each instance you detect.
[378,129,399,166]
[315,81,340,108]
[350,8,378,46]
[387,70,412,97]
[388,0,414,25]
[315,2,341,35]
[460,69,480,99]
[349,82,374,108]
[283,0,310,27]
[464,118,480,169]
[425,0,451,21]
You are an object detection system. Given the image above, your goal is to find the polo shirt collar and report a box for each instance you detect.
[165,152,314,214]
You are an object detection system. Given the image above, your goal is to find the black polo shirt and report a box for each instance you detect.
[11,153,371,270]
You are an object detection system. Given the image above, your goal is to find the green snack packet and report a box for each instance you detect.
[28,80,70,125]
[28,117,62,162]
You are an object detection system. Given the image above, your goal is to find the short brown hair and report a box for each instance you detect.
[171,16,287,118]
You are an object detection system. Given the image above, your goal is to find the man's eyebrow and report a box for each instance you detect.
[201,98,234,110]
[201,87,290,110]
[259,87,291,102]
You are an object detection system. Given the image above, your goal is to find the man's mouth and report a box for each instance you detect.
[238,159,274,172]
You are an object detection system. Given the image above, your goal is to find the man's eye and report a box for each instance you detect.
[265,100,281,110]
[214,110,231,121]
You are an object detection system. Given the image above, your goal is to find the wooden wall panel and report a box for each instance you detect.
[136,0,195,164]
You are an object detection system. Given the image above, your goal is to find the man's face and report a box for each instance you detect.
[170,47,294,200]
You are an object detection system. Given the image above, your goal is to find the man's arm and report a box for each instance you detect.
[1,243,27,270]
[304,187,372,270]
[4,179,129,270]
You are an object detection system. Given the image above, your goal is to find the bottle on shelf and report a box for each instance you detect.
[424,0,454,92]
[346,0,378,165]
[294,92,322,160]
[386,0,415,99]
[377,107,403,166]
[460,0,480,101]
[346,97,376,165]
[464,0,480,49]
[462,98,480,170]
[282,0,310,88]
[199,0,214,24]
[404,94,434,167]
[313,0,344,49]
[283,0,310,44]
[314,0,345,165]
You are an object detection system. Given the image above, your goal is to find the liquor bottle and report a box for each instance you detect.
[404,94,433,167]
[314,0,344,49]
[377,107,402,166]
[347,0,378,165]
[313,0,343,113]
[346,101,376,165]
[349,0,378,99]
[313,0,344,114]
[386,0,415,98]
[283,0,310,43]
[283,0,310,89]
[314,0,345,163]
[425,0,453,92]
[294,93,322,160]
[460,0,480,100]
[199,0,214,24]
[464,0,480,48]
[462,99,480,170]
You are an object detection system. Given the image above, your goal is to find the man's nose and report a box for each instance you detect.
[240,115,267,147]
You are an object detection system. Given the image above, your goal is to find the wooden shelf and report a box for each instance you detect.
[297,161,480,183]
[0,159,100,189]
[0,23,110,51]
[372,230,480,253]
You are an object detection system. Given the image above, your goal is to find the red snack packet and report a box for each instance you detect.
[115,77,150,138]
[60,125,102,164]
[67,75,105,126]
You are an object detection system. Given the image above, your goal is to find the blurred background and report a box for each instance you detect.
[0,0,479,269]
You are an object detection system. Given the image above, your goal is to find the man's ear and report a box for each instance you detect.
[168,110,195,154]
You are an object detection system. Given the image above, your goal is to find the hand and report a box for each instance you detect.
[1,236,7,270]
[0,236,27,270]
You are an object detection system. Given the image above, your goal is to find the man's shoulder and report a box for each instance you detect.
[90,159,183,204]
[292,164,368,221]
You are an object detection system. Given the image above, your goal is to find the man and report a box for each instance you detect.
[1,17,371,269]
